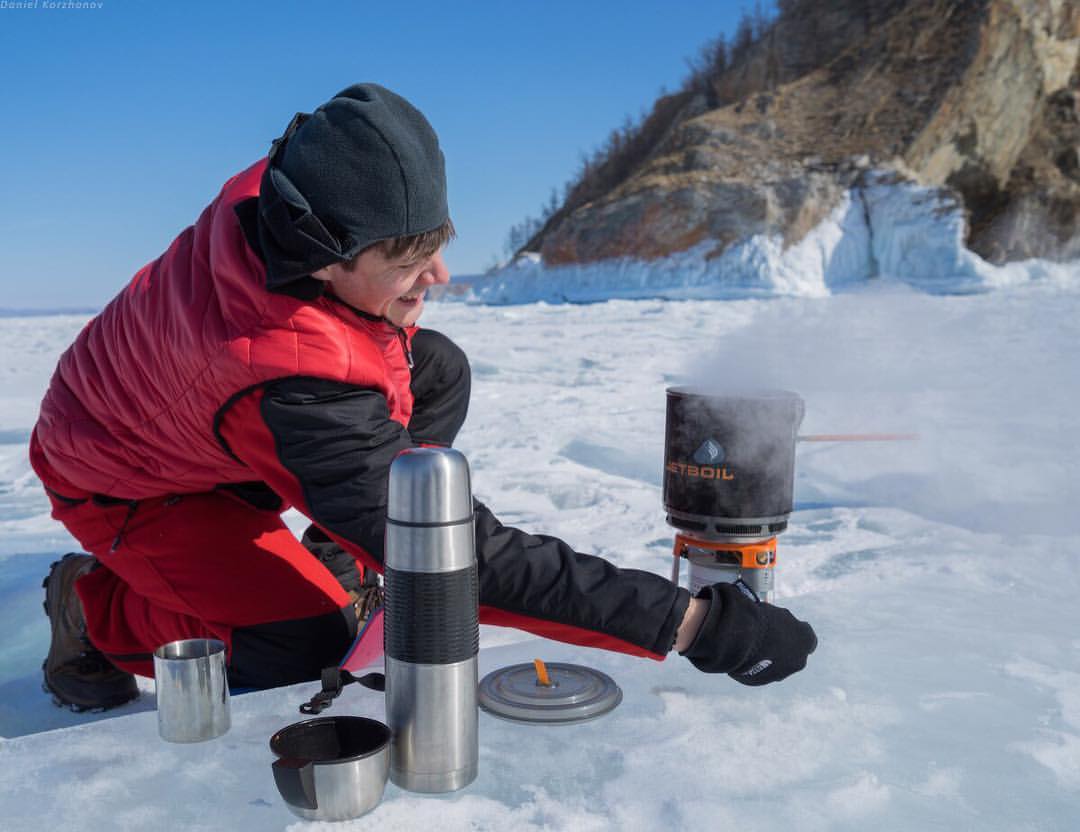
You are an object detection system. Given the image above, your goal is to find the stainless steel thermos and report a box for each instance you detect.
[384,448,479,793]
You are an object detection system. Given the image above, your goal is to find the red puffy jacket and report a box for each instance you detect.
[33,159,414,500]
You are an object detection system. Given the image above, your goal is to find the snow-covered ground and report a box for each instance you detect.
[1,261,1079,829]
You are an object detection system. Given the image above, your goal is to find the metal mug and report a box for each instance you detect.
[153,638,231,743]
[270,716,392,822]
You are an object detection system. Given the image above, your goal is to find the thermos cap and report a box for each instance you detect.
[387,448,473,525]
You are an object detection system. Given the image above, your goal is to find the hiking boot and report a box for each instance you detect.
[42,553,139,712]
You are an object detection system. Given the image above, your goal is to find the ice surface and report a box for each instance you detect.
[1,265,1078,829]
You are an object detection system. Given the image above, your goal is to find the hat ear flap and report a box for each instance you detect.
[261,167,346,260]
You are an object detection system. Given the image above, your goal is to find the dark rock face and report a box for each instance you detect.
[532,0,1079,267]
[967,85,1080,263]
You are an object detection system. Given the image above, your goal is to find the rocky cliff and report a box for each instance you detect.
[528,0,1079,268]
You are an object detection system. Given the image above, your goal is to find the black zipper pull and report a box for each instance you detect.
[398,328,414,369]
[110,500,140,553]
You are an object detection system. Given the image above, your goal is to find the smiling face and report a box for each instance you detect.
[312,245,451,327]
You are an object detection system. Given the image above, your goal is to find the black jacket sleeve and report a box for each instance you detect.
[219,377,690,658]
[259,378,411,561]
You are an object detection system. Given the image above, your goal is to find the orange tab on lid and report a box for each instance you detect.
[533,658,553,687]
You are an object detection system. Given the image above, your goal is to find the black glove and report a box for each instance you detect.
[680,580,817,686]
[301,525,364,594]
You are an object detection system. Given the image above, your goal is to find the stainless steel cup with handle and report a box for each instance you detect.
[270,716,391,822]
[153,638,231,743]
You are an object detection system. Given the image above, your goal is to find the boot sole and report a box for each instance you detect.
[40,660,137,714]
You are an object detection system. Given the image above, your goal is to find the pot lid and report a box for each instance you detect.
[478,661,622,725]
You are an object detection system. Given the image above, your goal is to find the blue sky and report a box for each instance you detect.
[0,0,751,308]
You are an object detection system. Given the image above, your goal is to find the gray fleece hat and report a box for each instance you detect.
[256,83,448,290]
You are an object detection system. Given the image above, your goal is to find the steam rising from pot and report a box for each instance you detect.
[677,289,1079,535]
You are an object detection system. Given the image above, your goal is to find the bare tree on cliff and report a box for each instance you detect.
[753,1,771,40]
[686,34,729,107]
[731,11,756,64]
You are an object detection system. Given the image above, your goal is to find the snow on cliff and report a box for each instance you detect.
[469,176,1079,305]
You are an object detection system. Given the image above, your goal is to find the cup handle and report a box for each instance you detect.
[272,757,317,810]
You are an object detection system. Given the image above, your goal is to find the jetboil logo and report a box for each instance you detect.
[666,437,735,480]
[693,438,724,465]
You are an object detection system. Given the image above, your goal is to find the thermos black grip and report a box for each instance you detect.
[384,565,479,664]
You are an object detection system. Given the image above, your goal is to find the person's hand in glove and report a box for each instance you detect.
[677,580,817,685]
